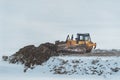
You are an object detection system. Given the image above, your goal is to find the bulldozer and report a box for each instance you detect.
[55,33,96,54]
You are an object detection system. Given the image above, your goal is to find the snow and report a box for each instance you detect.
[44,56,120,76]
[1,56,120,80]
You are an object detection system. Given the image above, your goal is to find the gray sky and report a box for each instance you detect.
[1,0,120,55]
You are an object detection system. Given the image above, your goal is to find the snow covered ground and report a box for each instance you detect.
[1,55,120,80]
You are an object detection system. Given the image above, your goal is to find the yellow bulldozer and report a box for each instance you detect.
[55,33,96,54]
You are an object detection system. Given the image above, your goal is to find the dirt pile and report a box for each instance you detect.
[2,42,58,72]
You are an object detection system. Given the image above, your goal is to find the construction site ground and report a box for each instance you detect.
[2,42,120,72]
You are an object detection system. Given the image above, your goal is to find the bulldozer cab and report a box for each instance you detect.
[76,33,91,42]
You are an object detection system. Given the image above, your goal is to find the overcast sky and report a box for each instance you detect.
[1,0,120,55]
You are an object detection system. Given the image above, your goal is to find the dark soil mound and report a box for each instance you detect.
[2,42,58,72]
